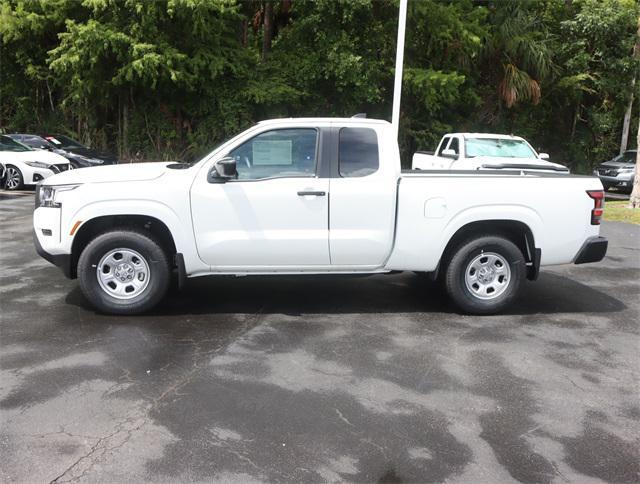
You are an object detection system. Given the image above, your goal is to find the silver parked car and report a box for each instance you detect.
[595,150,636,193]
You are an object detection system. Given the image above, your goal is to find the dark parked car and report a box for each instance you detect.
[595,149,636,193]
[7,133,118,168]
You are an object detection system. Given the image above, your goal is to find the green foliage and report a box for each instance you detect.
[0,0,638,170]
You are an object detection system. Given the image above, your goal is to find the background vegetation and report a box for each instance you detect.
[1,0,638,171]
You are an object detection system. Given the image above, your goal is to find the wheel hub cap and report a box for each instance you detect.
[464,252,511,300]
[96,248,150,300]
[114,263,135,282]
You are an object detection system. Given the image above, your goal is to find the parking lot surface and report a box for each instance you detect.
[1,192,639,483]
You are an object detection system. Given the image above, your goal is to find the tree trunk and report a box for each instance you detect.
[122,98,129,161]
[629,117,640,208]
[619,76,635,154]
[241,18,248,47]
[262,1,273,61]
[627,17,640,208]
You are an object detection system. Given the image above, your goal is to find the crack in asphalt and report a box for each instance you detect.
[45,307,267,482]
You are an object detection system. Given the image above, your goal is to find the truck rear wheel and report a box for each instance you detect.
[444,235,525,315]
[77,230,170,315]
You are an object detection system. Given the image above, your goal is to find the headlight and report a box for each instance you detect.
[35,184,80,209]
[25,161,50,169]
[619,167,634,172]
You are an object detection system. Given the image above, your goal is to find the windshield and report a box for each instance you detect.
[0,136,32,152]
[465,138,537,158]
[613,151,637,164]
[44,134,85,149]
[19,135,54,150]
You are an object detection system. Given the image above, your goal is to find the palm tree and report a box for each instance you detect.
[483,1,554,109]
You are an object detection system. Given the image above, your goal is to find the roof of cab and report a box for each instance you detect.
[446,133,525,140]
[257,117,390,126]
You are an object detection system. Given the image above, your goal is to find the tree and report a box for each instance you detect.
[620,15,640,155]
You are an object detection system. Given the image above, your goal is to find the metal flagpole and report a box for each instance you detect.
[391,0,408,140]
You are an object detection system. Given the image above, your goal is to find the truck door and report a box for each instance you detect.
[190,127,330,268]
[329,126,397,267]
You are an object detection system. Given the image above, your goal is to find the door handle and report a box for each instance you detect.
[297,191,326,196]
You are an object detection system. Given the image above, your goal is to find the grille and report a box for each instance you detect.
[49,164,69,173]
[598,169,617,176]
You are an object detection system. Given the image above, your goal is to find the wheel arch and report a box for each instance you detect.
[438,219,539,281]
[70,214,177,279]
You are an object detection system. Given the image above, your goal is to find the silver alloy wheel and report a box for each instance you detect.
[464,251,511,300]
[96,248,151,299]
[5,167,21,189]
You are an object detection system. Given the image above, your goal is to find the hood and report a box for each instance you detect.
[43,161,174,185]
[600,160,635,169]
[476,156,569,172]
[0,149,70,165]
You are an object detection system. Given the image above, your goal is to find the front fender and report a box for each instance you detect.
[64,199,208,276]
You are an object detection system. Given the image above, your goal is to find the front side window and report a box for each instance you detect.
[339,127,379,177]
[228,128,318,180]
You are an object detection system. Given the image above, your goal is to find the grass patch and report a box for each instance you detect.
[604,200,640,225]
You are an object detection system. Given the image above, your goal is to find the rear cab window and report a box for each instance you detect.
[339,127,379,177]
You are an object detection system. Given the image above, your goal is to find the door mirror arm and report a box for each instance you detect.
[208,156,238,183]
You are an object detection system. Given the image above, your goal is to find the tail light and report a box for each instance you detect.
[587,190,604,225]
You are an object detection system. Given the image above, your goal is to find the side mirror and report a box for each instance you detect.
[441,149,458,159]
[539,153,549,160]
[208,156,237,183]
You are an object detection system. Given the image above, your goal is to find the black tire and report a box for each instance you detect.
[444,235,525,315]
[77,230,171,315]
[4,165,24,190]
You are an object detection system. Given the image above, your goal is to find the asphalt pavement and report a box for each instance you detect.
[1,193,639,483]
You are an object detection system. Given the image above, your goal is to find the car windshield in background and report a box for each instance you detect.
[465,138,537,158]
[17,135,55,150]
[44,134,85,149]
[614,151,637,164]
[0,135,32,152]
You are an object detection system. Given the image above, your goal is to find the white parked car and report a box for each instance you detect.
[34,117,606,315]
[412,133,569,173]
[0,135,72,190]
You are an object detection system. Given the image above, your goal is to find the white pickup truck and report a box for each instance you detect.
[33,117,607,315]
[412,133,569,173]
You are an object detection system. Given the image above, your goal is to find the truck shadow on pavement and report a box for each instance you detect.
[64,270,626,318]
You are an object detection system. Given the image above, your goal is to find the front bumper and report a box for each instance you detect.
[33,229,73,278]
[597,173,634,187]
[573,236,608,265]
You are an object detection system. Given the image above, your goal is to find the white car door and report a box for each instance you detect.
[190,127,330,269]
[329,126,396,267]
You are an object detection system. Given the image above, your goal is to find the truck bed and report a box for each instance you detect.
[385,170,603,271]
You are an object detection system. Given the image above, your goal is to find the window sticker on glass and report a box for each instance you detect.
[46,137,62,145]
[252,140,292,165]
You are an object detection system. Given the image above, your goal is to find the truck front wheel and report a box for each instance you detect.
[444,235,525,315]
[77,230,170,315]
